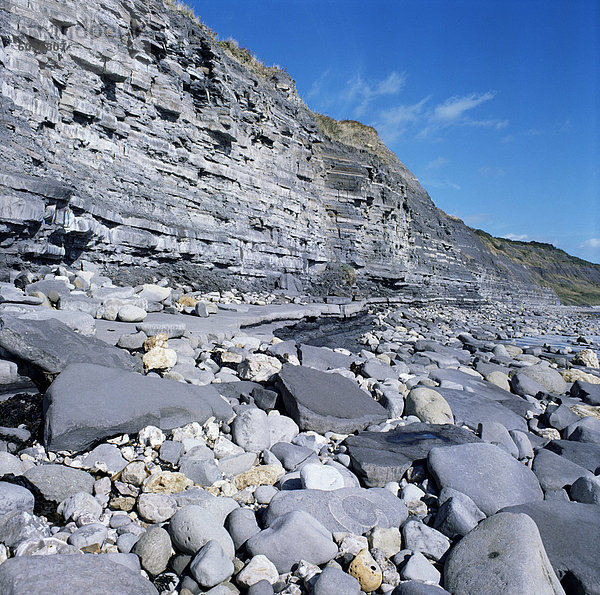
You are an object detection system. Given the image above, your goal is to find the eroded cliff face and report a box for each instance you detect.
[0,0,556,303]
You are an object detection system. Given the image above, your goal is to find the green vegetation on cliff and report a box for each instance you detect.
[475,230,600,305]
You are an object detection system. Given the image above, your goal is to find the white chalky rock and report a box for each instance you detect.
[236,554,279,588]
[237,354,282,382]
[138,426,166,449]
[300,463,345,491]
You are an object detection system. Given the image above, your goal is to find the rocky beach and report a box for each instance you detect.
[1,0,600,592]
[0,268,598,594]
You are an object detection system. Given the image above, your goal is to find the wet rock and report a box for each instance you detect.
[345,423,481,487]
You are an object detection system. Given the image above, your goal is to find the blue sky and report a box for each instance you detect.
[193,0,600,263]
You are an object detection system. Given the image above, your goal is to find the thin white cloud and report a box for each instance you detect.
[372,97,429,142]
[418,91,507,137]
[374,71,406,95]
[478,166,505,177]
[349,70,407,116]
[307,68,331,99]
[421,179,461,191]
[462,212,491,226]
[432,92,496,122]
[504,233,529,241]
[579,238,600,249]
[425,157,449,170]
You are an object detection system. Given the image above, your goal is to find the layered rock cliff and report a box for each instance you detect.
[0,0,557,304]
[476,231,600,305]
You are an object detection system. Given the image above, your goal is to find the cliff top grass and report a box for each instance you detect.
[162,0,285,80]
[475,229,600,305]
[314,114,400,165]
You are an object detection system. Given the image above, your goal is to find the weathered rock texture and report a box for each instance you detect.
[0,0,556,303]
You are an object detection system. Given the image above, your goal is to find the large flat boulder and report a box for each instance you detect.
[44,363,234,452]
[345,423,481,487]
[0,315,138,375]
[502,501,600,594]
[276,365,387,434]
[532,449,594,492]
[544,440,600,473]
[0,554,158,594]
[264,487,408,535]
[444,512,564,595]
[435,387,528,432]
[428,442,543,515]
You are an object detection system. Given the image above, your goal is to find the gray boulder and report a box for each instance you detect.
[299,344,359,371]
[514,364,567,395]
[43,363,233,452]
[23,464,94,503]
[502,500,600,594]
[246,510,338,573]
[434,387,528,432]
[189,540,234,588]
[392,582,450,594]
[433,488,486,539]
[0,482,34,518]
[544,440,600,473]
[532,449,593,492]
[428,442,543,515]
[276,365,387,434]
[264,487,407,535]
[570,476,600,504]
[168,505,234,557]
[444,512,564,594]
[565,416,600,444]
[231,408,270,453]
[345,423,481,487]
[0,554,158,594]
[312,566,361,595]
[0,315,138,375]
[570,380,600,405]
[510,372,547,397]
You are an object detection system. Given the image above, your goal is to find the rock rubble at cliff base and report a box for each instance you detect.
[0,265,598,594]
